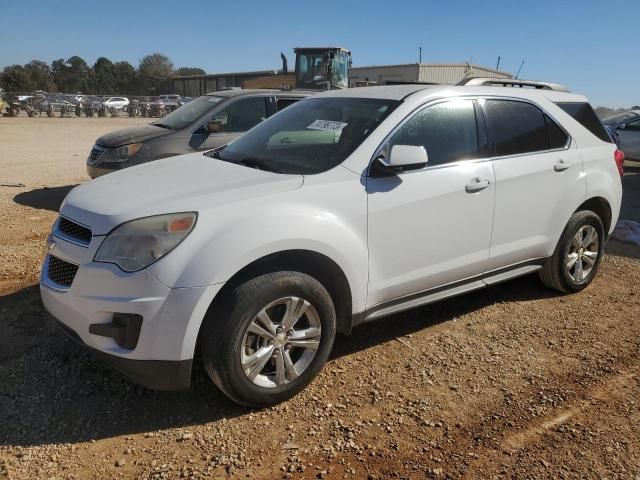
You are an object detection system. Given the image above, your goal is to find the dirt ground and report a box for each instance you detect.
[1,116,639,480]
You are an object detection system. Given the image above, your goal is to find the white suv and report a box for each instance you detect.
[103,97,130,110]
[41,80,623,407]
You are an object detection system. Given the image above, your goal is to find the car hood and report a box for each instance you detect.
[96,124,172,147]
[60,152,304,235]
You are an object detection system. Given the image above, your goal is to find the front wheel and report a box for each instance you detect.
[539,210,605,293]
[201,271,336,408]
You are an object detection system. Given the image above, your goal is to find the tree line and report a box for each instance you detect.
[0,53,205,96]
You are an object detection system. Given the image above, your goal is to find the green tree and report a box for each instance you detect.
[64,56,90,92]
[112,61,137,94]
[51,56,90,92]
[92,57,115,94]
[50,58,66,91]
[138,53,174,95]
[24,60,52,91]
[174,67,206,76]
[0,65,36,92]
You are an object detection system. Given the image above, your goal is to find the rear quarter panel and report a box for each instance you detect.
[542,99,622,235]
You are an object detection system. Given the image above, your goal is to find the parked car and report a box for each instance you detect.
[604,124,621,149]
[158,94,185,112]
[41,95,74,116]
[602,110,640,160]
[103,97,130,110]
[85,89,311,178]
[42,81,622,407]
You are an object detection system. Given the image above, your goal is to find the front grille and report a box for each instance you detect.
[47,256,79,288]
[57,217,92,244]
[88,145,106,164]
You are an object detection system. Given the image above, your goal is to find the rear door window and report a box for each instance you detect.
[483,100,550,156]
[545,114,568,149]
[210,97,268,133]
[555,102,612,143]
[625,118,640,131]
[276,98,300,112]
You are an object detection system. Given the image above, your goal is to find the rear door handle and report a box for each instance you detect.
[554,159,571,172]
[465,177,490,193]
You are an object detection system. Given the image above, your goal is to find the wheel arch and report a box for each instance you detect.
[575,196,612,234]
[195,249,355,358]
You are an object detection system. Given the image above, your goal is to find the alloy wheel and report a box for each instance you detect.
[240,296,322,388]
[566,225,599,283]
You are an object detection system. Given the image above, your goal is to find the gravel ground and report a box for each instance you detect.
[0,116,639,479]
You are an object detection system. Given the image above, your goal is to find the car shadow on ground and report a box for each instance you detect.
[13,185,78,212]
[0,274,558,448]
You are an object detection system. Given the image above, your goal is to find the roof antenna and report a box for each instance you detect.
[496,56,501,70]
[418,46,422,63]
[515,60,525,79]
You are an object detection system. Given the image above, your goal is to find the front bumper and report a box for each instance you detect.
[86,144,132,178]
[87,164,118,178]
[52,315,192,390]
[40,231,224,390]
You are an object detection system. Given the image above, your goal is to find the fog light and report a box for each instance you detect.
[89,313,143,350]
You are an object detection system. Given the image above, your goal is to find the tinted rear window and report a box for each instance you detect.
[484,100,549,156]
[555,102,612,143]
[545,114,568,149]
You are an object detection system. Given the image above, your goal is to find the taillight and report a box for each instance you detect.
[614,149,625,177]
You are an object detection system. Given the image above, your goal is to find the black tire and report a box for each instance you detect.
[539,210,605,293]
[201,271,336,408]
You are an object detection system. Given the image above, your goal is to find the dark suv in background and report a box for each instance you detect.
[86,89,310,178]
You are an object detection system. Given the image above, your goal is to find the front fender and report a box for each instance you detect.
[149,190,369,314]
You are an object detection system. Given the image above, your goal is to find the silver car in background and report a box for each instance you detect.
[602,110,640,160]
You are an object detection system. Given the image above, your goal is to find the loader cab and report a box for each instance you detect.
[294,47,351,90]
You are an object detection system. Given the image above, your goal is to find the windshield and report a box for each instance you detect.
[331,52,350,88]
[213,97,400,174]
[296,53,330,89]
[153,95,222,129]
[602,112,638,125]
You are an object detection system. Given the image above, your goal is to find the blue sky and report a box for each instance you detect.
[0,0,637,107]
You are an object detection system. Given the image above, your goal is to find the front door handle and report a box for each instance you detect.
[554,159,571,172]
[465,177,490,193]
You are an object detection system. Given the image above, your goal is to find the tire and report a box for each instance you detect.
[201,271,336,408]
[539,210,605,293]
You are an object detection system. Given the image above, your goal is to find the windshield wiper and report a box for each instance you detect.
[206,149,282,173]
[237,158,282,174]
[153,123,173,129]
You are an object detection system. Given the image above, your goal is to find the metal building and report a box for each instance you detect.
[171,70,279,97]
[350,63,513,86]
[171,62,513,96]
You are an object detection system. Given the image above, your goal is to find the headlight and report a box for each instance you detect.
[95,212,197,272]
[111,143,143,162]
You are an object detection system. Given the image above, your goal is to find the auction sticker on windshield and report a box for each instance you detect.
[307,120,348,132]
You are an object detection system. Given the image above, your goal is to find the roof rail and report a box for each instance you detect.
[457,77,570,92]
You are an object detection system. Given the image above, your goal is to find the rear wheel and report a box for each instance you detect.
[539,210,605,293]
[201,271,336,407]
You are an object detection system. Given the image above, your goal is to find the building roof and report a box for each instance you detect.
[172,69,278,80]
[350,62,511,76]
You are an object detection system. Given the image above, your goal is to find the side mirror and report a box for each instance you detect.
[207,120,224,133]
[374,145,428,175]
[617,124,626,130]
